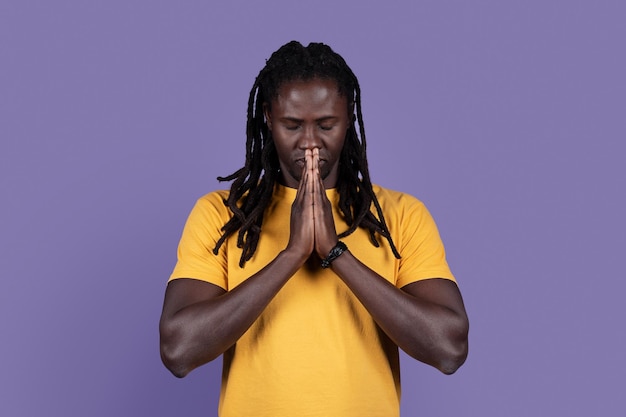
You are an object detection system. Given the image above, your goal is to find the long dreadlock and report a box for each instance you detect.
[213,41,401,267]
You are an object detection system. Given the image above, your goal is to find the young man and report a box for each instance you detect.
[160,41,469,417]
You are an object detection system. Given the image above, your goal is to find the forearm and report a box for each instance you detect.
[160,250,304,377]
[330,251,469,374]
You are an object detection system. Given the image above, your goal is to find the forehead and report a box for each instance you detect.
[271,78,348,114]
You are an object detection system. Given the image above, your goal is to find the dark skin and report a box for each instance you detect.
[159,78,469,378]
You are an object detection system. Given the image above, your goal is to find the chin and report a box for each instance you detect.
[279,170,302,188]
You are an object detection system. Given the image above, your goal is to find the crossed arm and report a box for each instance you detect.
[159,149,469,377]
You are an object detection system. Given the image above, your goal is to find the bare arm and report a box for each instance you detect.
[160,148,468,378]
[159,150,318,378]
[310,149,468,374]
[159,250,304,378]
[330,255,468,374]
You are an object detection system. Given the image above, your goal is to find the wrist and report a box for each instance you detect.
[321,241,348,268]
[281,245,310,266]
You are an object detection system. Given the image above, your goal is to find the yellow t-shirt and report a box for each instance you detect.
[170,184,455,417]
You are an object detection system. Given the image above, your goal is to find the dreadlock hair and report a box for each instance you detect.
[214,40,401,267]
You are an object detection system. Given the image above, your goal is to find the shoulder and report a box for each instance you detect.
[186,189,233,224]
[370,184,436,235]
[372,184,427,213]
[196,189,231,208]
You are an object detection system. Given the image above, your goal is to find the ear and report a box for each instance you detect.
[263,102,272,130]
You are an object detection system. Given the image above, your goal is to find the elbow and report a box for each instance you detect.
[437,319,469,375]
[408,314,468,375]
[160,344,192,378]
[160,333,193,378]
[159,318,222,378]
[159,321,196,378]
[404,332,468,375]
[437,340,468,375]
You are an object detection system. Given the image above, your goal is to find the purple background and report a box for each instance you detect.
[2,1,624,416]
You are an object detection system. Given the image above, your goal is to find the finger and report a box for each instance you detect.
[311,151,318,210]
[312,148,320,180]
[313,148,320,177]
[294,150,310,204]
[311,151,337,256]
[303,148,311,171]
[304,148,312,176]
[306,149,315,196]
[310,147,322,197]
[312,151,326,222]
[302,150,316,227]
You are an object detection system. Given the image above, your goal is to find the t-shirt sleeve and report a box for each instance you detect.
[168,192,230,289]
[395,195,455,288]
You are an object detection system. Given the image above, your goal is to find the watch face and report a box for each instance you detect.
[321,241,347,268]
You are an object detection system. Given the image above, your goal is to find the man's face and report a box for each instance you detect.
[264,78,350,189]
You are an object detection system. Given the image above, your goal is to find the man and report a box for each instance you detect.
[160,41,469,417]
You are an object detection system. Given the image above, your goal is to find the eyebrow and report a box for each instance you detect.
[279,116,339,123]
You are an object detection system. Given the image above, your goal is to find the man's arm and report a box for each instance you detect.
[310,150,468,374]
[159,250,304,378]
[159,151,318,378]
[329,255,468,374]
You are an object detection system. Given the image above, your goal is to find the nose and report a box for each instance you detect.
[298,125,322,150]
